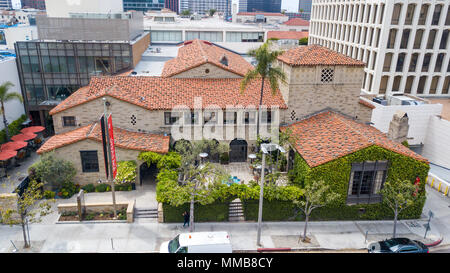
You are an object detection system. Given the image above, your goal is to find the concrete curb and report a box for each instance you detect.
[427,173,450,197]
[56,220,128,224]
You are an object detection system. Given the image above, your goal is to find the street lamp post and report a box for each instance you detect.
[103,98,117,219]
[256,143,285,247]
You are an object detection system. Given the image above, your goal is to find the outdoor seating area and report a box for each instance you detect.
[0,126,45,177]
[222,176,243,186]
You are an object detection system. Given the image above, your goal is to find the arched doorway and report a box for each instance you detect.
[205,139,220,163]
[139,162,158,187]
[229,139,248,163]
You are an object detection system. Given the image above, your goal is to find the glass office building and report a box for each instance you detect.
[15,40,134,134]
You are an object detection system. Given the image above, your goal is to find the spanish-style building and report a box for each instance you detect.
[37,40,399,186]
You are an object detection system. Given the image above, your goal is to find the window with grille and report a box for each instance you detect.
[224,112,237,124]
[62,116,76,127]
[321,68,334,83]
[80,151,99,173]
[130,115,137,126]
[347,161,388,205]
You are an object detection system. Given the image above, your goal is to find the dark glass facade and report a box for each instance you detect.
[123,0,165,11]
[245,0,281,13]
[15,41,133,133]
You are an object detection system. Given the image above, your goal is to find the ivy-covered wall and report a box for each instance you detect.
[288,145,429,220]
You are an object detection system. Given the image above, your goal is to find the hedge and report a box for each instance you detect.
[163,202,229,222]
[0,114,27,144]
[243,200,298,221]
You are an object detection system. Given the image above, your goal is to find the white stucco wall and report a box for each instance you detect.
[370,103,443,145]
[0,57,25,130]
[0,25,38,51]
[423,116,450,169]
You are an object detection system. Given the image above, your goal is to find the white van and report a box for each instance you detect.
[160,231,233,253]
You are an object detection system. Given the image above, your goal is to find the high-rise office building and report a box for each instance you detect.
[165,0,179,13]
[298,0,312,20]
[180,0,231,17]
[21,0,45,10]
[309,0,450,97]
[0,0,13,9]
[123,0,165,11]
[239,0,281,13]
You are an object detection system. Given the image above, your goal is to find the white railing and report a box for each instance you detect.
[426,172,450,197]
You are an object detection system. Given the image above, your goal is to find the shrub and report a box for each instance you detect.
[29,152,76,191]
[220,153,229,164]
[115,161,137,184]
[95,184,110,192]
[59,181,78,198]
[0,114,27,144]
[43,190,55,199]
[82,184,95,193]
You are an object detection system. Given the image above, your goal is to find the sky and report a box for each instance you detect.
[232,0,300,13]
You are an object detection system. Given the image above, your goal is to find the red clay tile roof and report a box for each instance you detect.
[278,44,366,67]
[49,76,287,115]
[267,31,308,40]
[237,12,286,17]
[161,39,254,78]
[282,111,428,168]
[37,123,170,154]
[283,18,310,26]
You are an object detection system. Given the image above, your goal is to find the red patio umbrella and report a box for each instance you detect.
[11,133,37,142]
[0,150,17,161]
[21,126,45,134]
[1,141,28,151]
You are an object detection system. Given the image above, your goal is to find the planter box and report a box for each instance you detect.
[57,200,135,223]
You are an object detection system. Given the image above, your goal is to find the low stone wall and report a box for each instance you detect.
[57,200,135,223]
[0,193,21,224]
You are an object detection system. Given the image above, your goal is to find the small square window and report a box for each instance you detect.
[321,68,334,83]
[63,116,76,127]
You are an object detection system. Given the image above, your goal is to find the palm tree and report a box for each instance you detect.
[0,82,23,141]
[240,42,286,136]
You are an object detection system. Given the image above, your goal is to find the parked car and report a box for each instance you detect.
[368,238,429,253]
[160,231,233,253]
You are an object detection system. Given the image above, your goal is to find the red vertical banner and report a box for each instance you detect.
[107,114,117,179]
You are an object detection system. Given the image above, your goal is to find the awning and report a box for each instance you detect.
[1,141,27,151]
[21,126,45,134]
[11,133,37,142]
[0,150,17,161]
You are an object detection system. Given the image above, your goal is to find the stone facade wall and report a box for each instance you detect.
[277,61,370,124]
[51,139,144,186]
[53,95,280,145]
[132,32,150,67]
[171,63,242,79]
[0,193,20,224]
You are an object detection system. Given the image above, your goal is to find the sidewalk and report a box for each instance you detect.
[0,219,442,253]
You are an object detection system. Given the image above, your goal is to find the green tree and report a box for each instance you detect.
[208,9,217,17]
[380,179,424,238]
[0,180,54,248]
[29,152,77,191]
[0,81,23,142]
[293,180,340,242]
[173,140,229,231]
[240,42,286,136]
[181,9,191,16]
[299,37,308,45]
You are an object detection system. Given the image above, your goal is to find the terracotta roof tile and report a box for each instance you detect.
[161,39,254,78]
[278,44,366,67]
[267,31,308,40]
[49,76,287,115]
[37,123,169,154]
[283,18,310,26]
[282,111,428,168]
